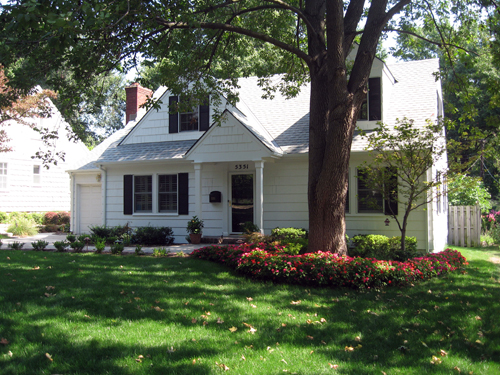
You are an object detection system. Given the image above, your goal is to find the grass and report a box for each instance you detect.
[0,246,499,374]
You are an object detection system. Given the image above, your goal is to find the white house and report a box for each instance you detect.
[0,98,90,213]
[68,59,448,252]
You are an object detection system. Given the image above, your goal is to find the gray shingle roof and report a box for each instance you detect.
[72,58,440,170]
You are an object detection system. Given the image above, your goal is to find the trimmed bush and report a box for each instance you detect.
[30,212,44,225]
[56,211,70,224]
[53,241,69,252]
[271,227,308,241]
[8,241,24,250]
[44,212,59,225]
[31,240,49,251]
[351,234,418,261]
[94,238,106,253]
[133,226,174,246]
[7,217,38,236]
[110,242,124,255]
[191,244,467,289]
[43,224,60,233]
[70,241,85,253]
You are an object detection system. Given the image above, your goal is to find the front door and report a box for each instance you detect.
[231,174,254,233]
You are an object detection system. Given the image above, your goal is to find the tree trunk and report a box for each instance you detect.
[307,70,360,255]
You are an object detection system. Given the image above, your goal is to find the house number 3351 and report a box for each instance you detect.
[235,164,249,170]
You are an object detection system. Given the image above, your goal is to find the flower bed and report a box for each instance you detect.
[191,245,468,289]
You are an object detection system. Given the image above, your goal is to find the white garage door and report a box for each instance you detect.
[79,184,102,234]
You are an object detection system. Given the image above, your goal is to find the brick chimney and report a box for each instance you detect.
[125,83,153,124]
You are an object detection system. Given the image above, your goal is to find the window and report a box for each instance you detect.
[0,163,6,189]
[158,174,177,213]
[169,95,210,133]
[357,168,384,213]
[124,173,189,215]
[358,77,381,121]
[357,167,398,215]
[134,176,152,213]
[33,165,41,185]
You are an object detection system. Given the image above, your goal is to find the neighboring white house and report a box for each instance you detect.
[68,59,448,252]
[0,98,90,212]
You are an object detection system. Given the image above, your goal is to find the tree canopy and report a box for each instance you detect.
[0,0,496,252]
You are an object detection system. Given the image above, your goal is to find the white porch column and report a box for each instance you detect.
[194,163,202,218]
[254,161,265,233]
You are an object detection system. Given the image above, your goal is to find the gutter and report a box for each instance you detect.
[99,165,107,227]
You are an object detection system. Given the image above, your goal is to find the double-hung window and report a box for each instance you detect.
[134,176,152,213]
[357,167,398,215]
[33,165,41,185]
[124,173,189,215]
[358,77,382,121]
[169,95,210,133]
[0,163,6,189]
[158,174,177,213]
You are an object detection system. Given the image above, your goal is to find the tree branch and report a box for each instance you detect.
[153,18,312,64]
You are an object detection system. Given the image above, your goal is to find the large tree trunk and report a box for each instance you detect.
[307,70,359,255]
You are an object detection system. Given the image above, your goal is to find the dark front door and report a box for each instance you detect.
[231,174,254,233]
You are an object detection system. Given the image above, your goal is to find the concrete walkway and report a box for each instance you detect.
[0,231,208,255]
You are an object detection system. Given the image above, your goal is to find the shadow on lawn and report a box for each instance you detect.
[0,250,499,374]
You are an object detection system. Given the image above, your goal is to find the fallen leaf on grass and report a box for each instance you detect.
[241,355,246,360]
[440,349,448,356]
[167,346,175,353]
[290,300,301,305]
[280,358,287,364]
[0,338,9,345]
[345,346,354,352]
[84,315,91,319]
[306,335,314,340]
[475,316,482,321]
[250,304,257,308]
[243,322,257,334]
[136,355,144,362]
[355,336,362,342]
[44,293,55,298]
[45,286,55,290]
[229,327,238,332]
[246,297,253,301]
[192,318,197,323]
[6,257,10,260]
[217,317,224,324]
[453,366,461,372]
[328,363,339,369]
[32,266,40,270]
[430,355,442,365]
[153,306,164,312]
[421,342,428,348]
[45,353,53,361]
[7,351,12,357]
[216,362,230,371]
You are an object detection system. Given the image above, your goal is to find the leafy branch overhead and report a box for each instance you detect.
[1,0,497,253]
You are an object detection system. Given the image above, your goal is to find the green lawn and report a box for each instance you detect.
[0,246,499,374]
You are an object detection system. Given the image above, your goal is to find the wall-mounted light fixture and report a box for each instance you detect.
[384,218,390,226]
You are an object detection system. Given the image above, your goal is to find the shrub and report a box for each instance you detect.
[8,241,24,250]
[44,211,59,225]
[134,226,174,246]
[152,247,170,257]
[90,225,118,239]
[77,234,91,243]
[242,221,259,233]
[43,224,60,233]
[30,212,44,225]
[31,240,49,251]
[110,242,124,255]
[351,235,418,261]
[0,211,9,223]
[70,241,85,253]
[66,234,76,243]
[121,233,132,246]
[56,211,70,224]
[94,237,106,253]
[135,245,144,256]
[106,236,118,245]
[7,217,39,236]
[53,241,69,252]
[271,227,308,241]
[191,244,467,289]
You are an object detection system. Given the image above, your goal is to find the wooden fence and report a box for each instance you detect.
[448,205,481,247]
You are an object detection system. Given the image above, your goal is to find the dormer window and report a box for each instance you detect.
[358,77,381,121]
[169,95,210,133]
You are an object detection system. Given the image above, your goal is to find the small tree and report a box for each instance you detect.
[360,118,447,252]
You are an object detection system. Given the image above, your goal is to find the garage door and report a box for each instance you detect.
[79,184,102,234]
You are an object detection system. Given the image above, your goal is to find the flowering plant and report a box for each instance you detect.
[191,244,467,289]
[186,216,204,234]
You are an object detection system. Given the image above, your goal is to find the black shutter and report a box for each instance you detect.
[124,175,133,215]
[384,167,398,216]
[199,96,210,131]
[169,95,179,134]
[178,173,189,215]
[368,77,381,121]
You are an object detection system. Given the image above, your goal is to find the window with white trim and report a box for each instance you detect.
[134,175,152,213]
[0,163,6,189]
[158,174,178,213]
[33,165,41,185]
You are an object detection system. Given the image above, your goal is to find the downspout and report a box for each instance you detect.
[99,165,107,226]
[69,172,75,233]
